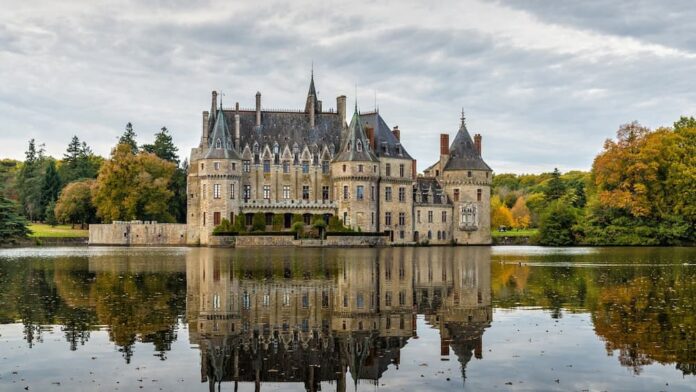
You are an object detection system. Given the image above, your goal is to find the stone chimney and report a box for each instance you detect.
[201,111,209,146]
[412,160,417,179]
[440,133,450,155]
[337,95,346,124]
[317,100,322,112]
[255,91,261,127]
[211,91,218,116]
[392,126,400,141]
[234,114,240,150]
[365,127,375,151]
[309,96,315,128]
[474,134,482,156]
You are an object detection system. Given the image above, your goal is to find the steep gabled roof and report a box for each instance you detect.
[359,111,413,159]
[204,107,241,159]
[333,107,379,162]
[444,116,491,171]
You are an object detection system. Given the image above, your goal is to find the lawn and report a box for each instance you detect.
[491,228,538,238]
[28,223,89,238]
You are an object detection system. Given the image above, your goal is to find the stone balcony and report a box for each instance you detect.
[241,199,337,213]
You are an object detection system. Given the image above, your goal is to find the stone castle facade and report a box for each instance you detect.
[187,73,492,245]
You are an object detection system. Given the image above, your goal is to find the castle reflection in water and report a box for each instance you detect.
[185,247,491,391]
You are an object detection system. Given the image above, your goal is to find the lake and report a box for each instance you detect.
[0,246,694,391]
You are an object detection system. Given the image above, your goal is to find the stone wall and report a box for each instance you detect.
[234,234,296,247]
[89,221,190,245]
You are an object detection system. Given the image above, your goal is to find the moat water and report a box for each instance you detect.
[0,246,694,391]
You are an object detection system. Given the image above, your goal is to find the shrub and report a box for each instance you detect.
[290,222,305,237]
[213,218,234,235]
[233,216,247,233]
[272,214,284,231]
[251,212,266,232]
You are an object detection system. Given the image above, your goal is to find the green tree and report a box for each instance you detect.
[16,139,48,221]
[251,212,266,232]
[41,160,62,215]
[538,199,579,246]
[141,127,179,163]
[0,185,31,243]
[44,200,58,226]
[545,168,565,201]
[119,123,138,154]
[54,179,96,228]
[92,144,176,223]
[59,136,102,183]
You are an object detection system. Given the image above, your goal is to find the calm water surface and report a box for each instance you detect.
[0,246,694,391]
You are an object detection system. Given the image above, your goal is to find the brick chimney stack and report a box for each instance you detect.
[412,160,417,179]
[234,114,240,150]
[255,91,261,127]
[201,111,209,146]
[337,95,346,124]
[211,91,218,115]
[392,126,400,141]
[365,127,375,151]
[440,133,450,156]
[474,134,482,156]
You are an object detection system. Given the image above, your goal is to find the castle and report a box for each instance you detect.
[187,73,492,245]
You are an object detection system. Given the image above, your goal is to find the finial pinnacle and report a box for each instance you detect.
[460,107,466,124]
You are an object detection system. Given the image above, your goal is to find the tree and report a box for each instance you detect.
[44,200,58,226]
[92,144,176,223]
[491,195,513,229]
[0,186,30,243]
[545,168,565,201]
[119,123,138,154]
[141,127,179,163]
[55,179,96,228]
[40,160,61,216]
[510,196,531,229]
[59,136,101,183]
[538,198,579,246]
[16,139,48,221]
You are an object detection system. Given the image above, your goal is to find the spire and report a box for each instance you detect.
[443,110,491,171]
[203,106,240,160]
[460,107,466,125]
[305,66,319,113]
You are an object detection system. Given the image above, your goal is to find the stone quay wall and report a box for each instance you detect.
[210,234,388,248]
[89,221,190,246]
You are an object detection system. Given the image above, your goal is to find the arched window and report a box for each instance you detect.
[215,138,222,149]
[356,140,363,152]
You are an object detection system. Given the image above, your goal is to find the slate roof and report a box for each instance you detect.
[444,118,491,171]
[359,111,413,159]
[414,177,450,205]
[215,110,343,156]
[203,107,241,159]
[333,107,379,162]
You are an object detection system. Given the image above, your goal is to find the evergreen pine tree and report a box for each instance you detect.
[119,123,138,154]
[546,168,565,201]
[17,139,47,221]
[142,127,179,163]
[44,200,58,226]
[41,160,61,217]
[0,183,30,243]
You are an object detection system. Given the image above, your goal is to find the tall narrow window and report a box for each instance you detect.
[322,186,329,201]
[385,163,391,176]
[230,183,235,199]
[263,185,271,200]
[213,184,221,199]
[399,164,404,177]
[263,160,271,173]
[398,187,405,202]
[283,161,290,173]
[213,212,221,226]
[398,212,405,226]
[243,185,251,201]
[385,187,392,201]
[322,160,329,173]
[442,211,447,223]
[343,185,349,200]
[385,212,392,226]
[356,185,364,200]
[214,162,220,170]
[477,189,482,201]
[302,185,310,200]
[428,210,433,223]
[454,189,460,202]
[283,185,291,200]
[243,160,250,172]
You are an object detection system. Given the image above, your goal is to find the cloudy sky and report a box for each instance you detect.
[1,0,694,173]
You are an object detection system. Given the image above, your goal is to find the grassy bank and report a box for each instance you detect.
[491,228,538,238]
[28,223,89,238]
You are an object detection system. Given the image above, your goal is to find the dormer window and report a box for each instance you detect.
[253,142,259,154]
[215,138,222,149]
[347,142,351,152]
[356,140,363,152]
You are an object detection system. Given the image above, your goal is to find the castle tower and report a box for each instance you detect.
[331,106,379,232]
[440,112,492,245]
[191,103,242,245]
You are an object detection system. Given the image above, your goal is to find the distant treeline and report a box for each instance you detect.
[0,123,187,242]
[491,117,695,246]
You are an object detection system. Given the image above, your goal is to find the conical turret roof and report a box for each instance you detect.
[333,107,378,162]
[444,114,491,171]
[204,106,241,159]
